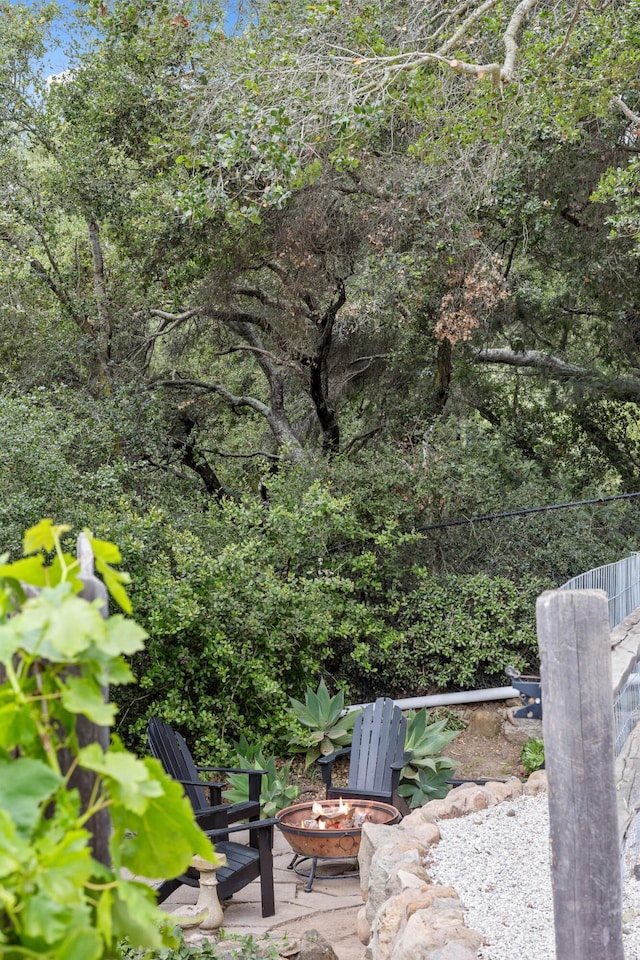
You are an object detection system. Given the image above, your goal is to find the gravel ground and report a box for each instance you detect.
[427,793,640,960]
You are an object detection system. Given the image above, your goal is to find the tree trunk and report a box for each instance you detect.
[86,219,113,396]
[231,320,306,459]
[173,415,227,501]
[306,281,345,456]
[433,338,452,415]
[309,355,340,454]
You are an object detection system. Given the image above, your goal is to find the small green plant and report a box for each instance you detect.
[223,737,300,816]
[121,928,279,958]
[287,678,360,769]
[398,709,459,809]
[521,737,545,775]
[0,520,217,958]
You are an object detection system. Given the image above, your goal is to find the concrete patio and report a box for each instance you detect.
[160,824,365,960]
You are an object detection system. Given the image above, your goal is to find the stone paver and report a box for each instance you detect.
[161,827,365,959]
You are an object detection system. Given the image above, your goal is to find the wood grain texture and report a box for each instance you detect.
[537,589,624,960]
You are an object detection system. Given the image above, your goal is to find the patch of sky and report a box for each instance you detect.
[15,0,248,81]
[10,0,91,78]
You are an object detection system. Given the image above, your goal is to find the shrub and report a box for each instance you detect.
[109,495,367,761]
[348,571,546,697]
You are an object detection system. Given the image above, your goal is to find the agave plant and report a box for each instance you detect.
[398,709,459,809]
[288,678,360,769]
[222,738,299,817]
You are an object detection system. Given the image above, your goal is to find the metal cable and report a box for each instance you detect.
[413,491,640,533]
[326,491,640,554]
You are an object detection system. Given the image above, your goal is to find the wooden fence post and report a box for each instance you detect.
[537,589,624,960]
[61,533,111,866]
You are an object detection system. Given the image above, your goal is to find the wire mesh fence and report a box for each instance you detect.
[560,553,640,632]
[560,554,640,756]
[614,667,640,756]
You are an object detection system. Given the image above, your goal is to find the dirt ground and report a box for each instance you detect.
[445,703,525,780]
[290,700,527,803]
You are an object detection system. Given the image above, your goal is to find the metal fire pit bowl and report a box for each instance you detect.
[276,799,401,891]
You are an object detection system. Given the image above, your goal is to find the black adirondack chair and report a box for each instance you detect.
[147,718,276,917]
[317,697,411,812]
[147,717,263,830]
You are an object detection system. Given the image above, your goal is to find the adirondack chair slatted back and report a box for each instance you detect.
[147,716,212,813]
[349,698,407,796]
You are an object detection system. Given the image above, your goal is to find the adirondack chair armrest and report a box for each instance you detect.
[176,777,226,789]
[316,746,351,790]
[195,800,261,832]
[325,785,403,806]
[390,752,412,770]
[202,817,278,842]
[317,747,351,765]
[172,776,225,806]
[194,765,268,776]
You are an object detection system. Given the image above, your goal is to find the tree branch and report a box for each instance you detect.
[612,96,640,152]
[231,285,281,310]
[149,307,203,325]
[151,376,305,460]
[341,0,539,99]
[612,96,640,126]
[340,426,384,455]
[0,229,85,328]
[209,448,282,461]
[208,343,304,374]
[346,353,390,367]
[152,376,273,416]
[470,347,640,403]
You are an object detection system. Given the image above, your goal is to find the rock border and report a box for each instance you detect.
[357,771,548,960]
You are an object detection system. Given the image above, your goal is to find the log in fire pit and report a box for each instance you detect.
[276,798,401,891]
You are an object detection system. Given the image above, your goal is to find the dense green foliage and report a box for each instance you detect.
[0,521,215,958]
[121,930,279,960]
[1,0,639,764]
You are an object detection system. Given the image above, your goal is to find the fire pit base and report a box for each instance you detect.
[288,853,359,892]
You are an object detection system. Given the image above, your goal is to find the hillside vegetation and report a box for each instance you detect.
[1,0,639,758]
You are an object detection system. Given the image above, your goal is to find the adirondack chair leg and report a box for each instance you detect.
[257,827,275,917]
